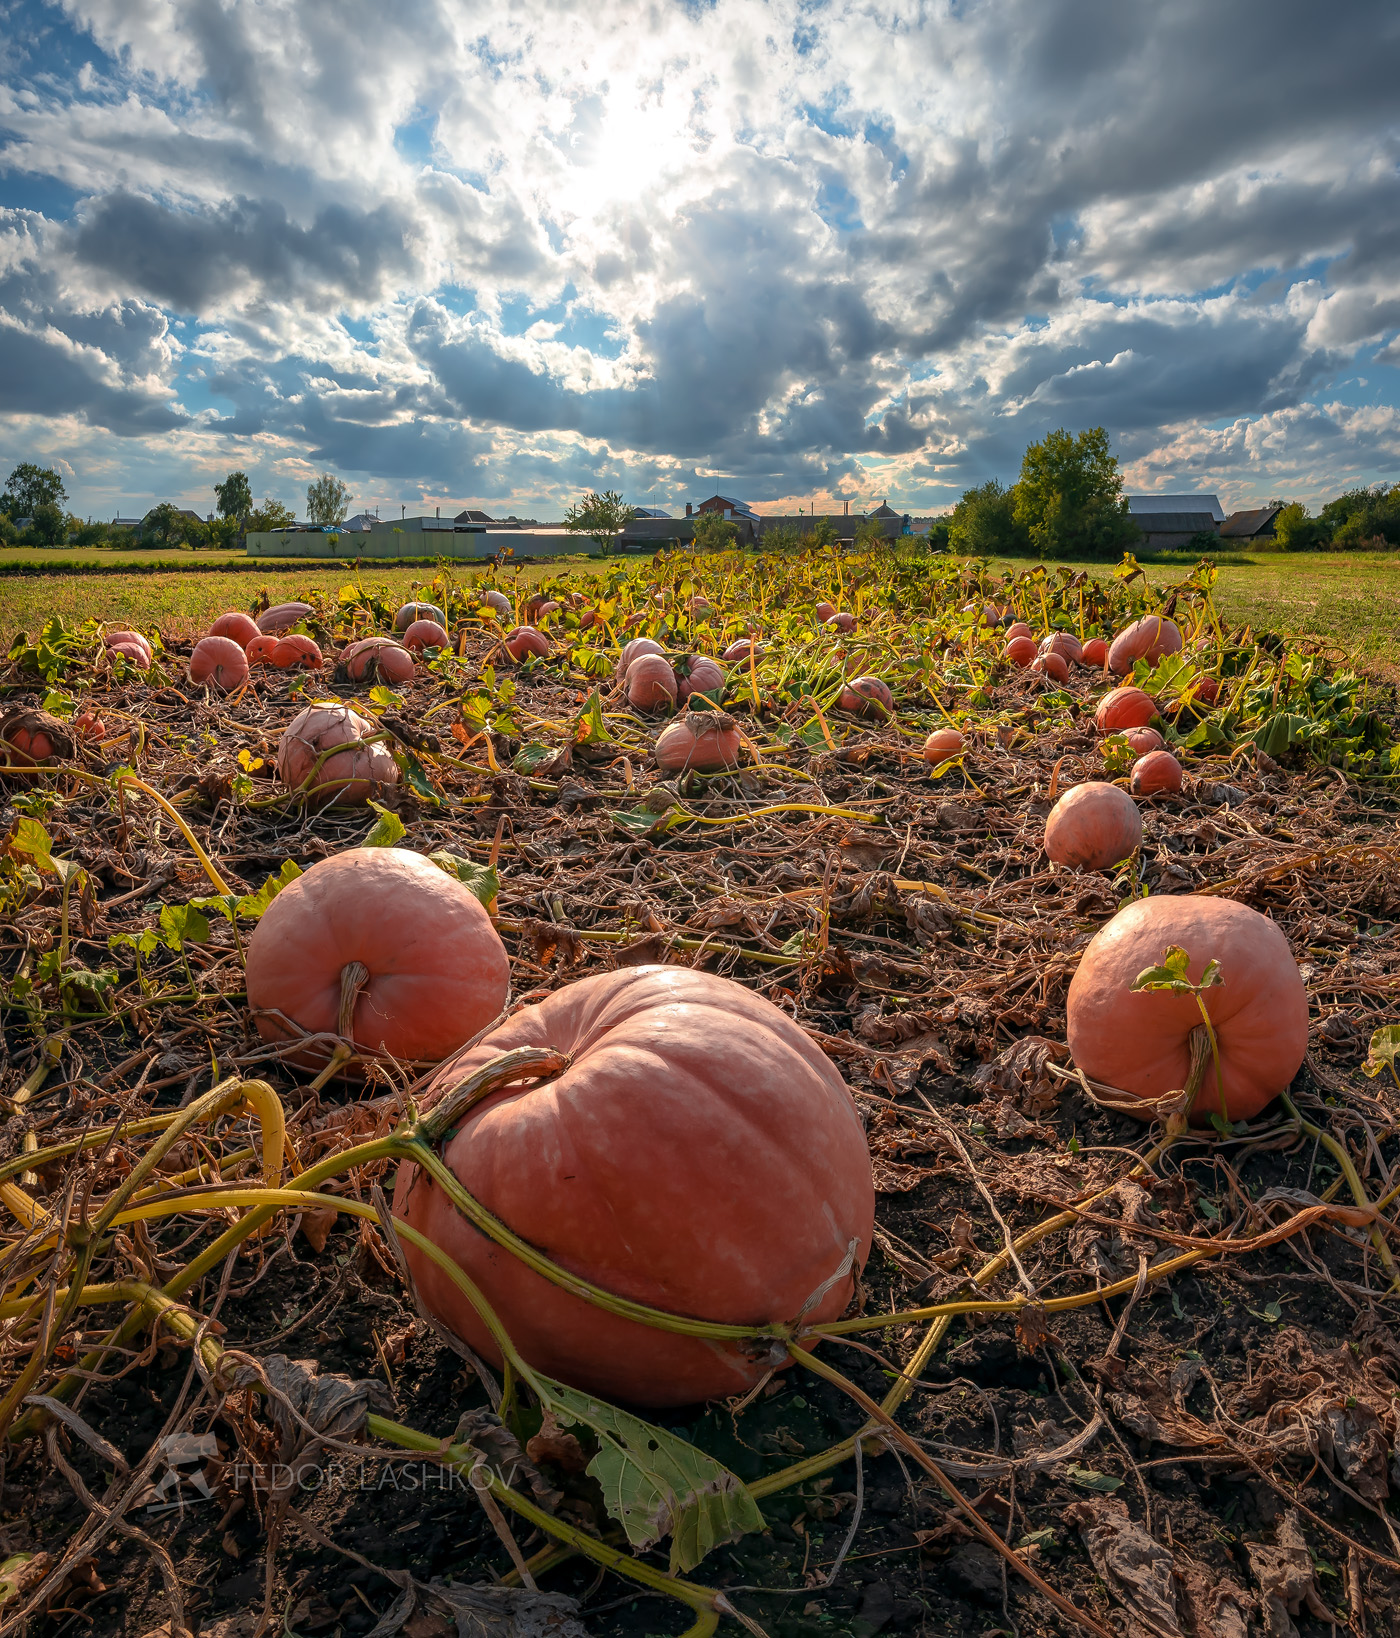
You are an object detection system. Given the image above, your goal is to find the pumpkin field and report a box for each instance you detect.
[2,544,1400,1638]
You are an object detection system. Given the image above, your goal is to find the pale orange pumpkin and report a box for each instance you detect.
[626,653,678,710]
[839,676,893,717]
[1108,614,1182,675]
[814,600,836,620]
[1,707,72,768]
[269,634,323,669]
[480,589,512,620]
[105,629,153,667]
[189,636,249,693]
[1031,652,1069,684]
[1039,632,1083,665]
[392,964,874,1405]
[1044,782,1142,871]
[675,654,725,703]
[616,636,665,680]
[257,602,314,635]
[1122,726,1164,754]
[276,702,399,807]
[826,611,857,633]
[923,728,964,766]
[722,638,762,664]
[394,602,446,633]
[1131,750,1184,795]
[247,847,509,1070]
[503,626,549,662]
[403,619,451,651]
[1095,687,1158,734]
[1005,621,1032,640]
[655,711,743,773]
[338,636,415,686]
[209,611,261,647]
[245,634,279,666]
[1067,895,1308,1122]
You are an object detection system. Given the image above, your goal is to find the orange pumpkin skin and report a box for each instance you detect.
[276,702,399,806]
[826,611,857,633]
[1031,652,1069,684]
[1108,614,1182,675]
[245,634,279,666]
[655,712,743,773]
[923,728,964,766]
[480,589,511,620]
[403,619,450,652]
[339,637,415,686]
[1187,675,1219,706]
[270,634,323,669]
[503,626,549,662]
[1096,687,1157,734]
[839,676,893,717]
[1122,726,1164,754]
[675,654,726,703]
[1081,637,1108,668]
[1,709,69,766]
[394,602,446,633]
[1131,750,1184,795]
[1067,895,1308,1122]
[814,601,837,621]
[1005,621,1032,641]
[105,630,153,667]
[1003,635,1037,667]
[209,611,261,647]
[616,637,665,680]
[722,638,762,664]
[189,636,250,693]
[74,710,105,740]
[626,654,678,710]
[393,965,875,1405]
[257,602,314,635]
[107,639,152,668]
[247,848,509,1069]
[1044,782,1142,871]
[1039,632,1083,665]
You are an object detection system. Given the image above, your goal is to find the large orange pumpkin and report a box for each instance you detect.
[1081,637,1108,668]
[1130,750,1184,795]
[1003,635,1037,667]
[257,602,314,635]
[504,626,549,662]
[1038,632,1083,665]
[189,636,249,693]
[393,965,874,1405]
[616,637,665,680]
[247,848,509,1070]
[1044,782,1142,871]
[1067,895,1308,1122]
[394,602,446,633]
[105,629,153,667]
[1031,652,1069,684]
[209,611,261,647]
[1108,614,1182,675]
[655,711,742,773]
[276,702,399,806]
[839,676,893,717]
[269,634,323,669]
[675,654,725,703]
[1095,687,1158,734]
[626,653,678,710]
[403,619,450,652]
[923,728,964,766]
[338,636,415,686]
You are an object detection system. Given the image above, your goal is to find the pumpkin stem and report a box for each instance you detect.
[415,1045,572,1145]
[338,960,371,1041]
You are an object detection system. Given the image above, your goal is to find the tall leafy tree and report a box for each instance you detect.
[247,498,295,532]
[306,473,350,527]
[947,479,1028,556]
[215,470,254,520]
[1013,426,1137,559]
[1,462,67,517]
[692,511,739,550]
[563,490,635,554]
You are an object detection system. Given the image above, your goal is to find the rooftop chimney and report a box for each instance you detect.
[844,499,849,515]
[685,502,693,517]
[436,506,440,518]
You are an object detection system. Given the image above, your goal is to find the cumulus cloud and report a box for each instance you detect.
[0,0,1395,516]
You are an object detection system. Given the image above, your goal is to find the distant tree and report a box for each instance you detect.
[142,503,184,547]
[1013,426,1137,559]
[207,515,240,549]
[692,511,739,551]
[759,522,802,551]
[924,517,952,552]
[1,462,67,517]
[215,470,254,521]
[1320,483,1400,548]
[307,473,350,527]
[563,490,636,554]
[853,516,886,549]
[947,479,1028,556]
[30,501,67,546]
[247,498,296,533]
[1272,503,1327,553]
[804,516,839,550]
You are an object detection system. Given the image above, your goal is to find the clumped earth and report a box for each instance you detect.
[2,544,1399,1638]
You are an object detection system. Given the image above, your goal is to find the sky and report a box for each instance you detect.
[0,0,1397,523]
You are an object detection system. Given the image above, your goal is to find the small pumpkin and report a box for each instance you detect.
[1108,614,1182,675]
[209,611,261,647]
[1038,632,1083,665]
[105,629,153,667]
[722,638,762,664]
[480,589,512,620]
[276,702,399,807]
[1067,895,1308,1122]
[1130,750,1184,796]
[1095,687,1158,734]
[1044,782,1142,871]
[403,619,451,652]
[814,600,836,621]
[1003,635,1037,667]
[247,847,509,1070]
[1031,652,1069,684]
[245,634,279,666]
[1186,675,1220,706]
[269,634,323,669]
[839,676,893,718]
[923,728,964,766]
[826,611,857,633]
[394,601,446,633]
[675,654,726,703]
[257,601,314,635]
[189,636,250,693]
[73,709,106,740]
[503,626,549,662]
[655,711,743,773]
[1005,620,1032,640]
[392,964,874,1405]
[626,653,678,711]
[1122,726,1164,754]
[337,636,415,686]
[1,706,73,768]
[616,636,665,680]
[1081,637,1108,668]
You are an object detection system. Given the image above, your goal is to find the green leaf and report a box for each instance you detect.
[1251,711,1314,759]
[392,747,439,804]
[0,1553,38,1607]
[236,859,302,919]
[1064,1464,1122,1494]
[427,851,500,912]
[512,740,555,774]
[363,801,407,847]
[610,804,687,839]
[159,902,210,951]
[1363,1024,1400,1080]
[61,964,118,1002]
[368,685,398,709]
[572,689,613,748]
[535,1376,764,1574]
[191,892,241,924]
[4,817,56,873]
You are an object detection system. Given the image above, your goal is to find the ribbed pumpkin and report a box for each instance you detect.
[338,637,415,686]
[839,676,893,717]
[1108,614,1182,675]
[209,611,261,647]
[616,637,665,681]
[1039,632,1083,665]
[1003,635,1037,667]
[269,634,322,669]
[1032,652,1069,684]
[403,619,450,652]
[1005,621,1032,641]
[675,654,726,703]
[626,654,678,711]
[276,702,399,807]
[1131,750,1184,795]
[1122,726,1164,754]
[504,626,549,662]
[1044,782,1142,871]
[105,630,153,667]
[480,590,512,620]
[1081,637,1108,668]
[392,965,875,1405]
[1067,895,1308,1122]
[1,707,72,769]
[1096,687,1158,734]
[394,602,446,633]
[189,636,249,693]
[655,711,742,773]
[247,848,509,1070]
[257,602,314,635]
